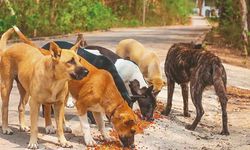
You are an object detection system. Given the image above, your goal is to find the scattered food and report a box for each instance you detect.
[227,86,250,111]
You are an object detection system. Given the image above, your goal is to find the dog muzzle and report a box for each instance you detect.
[70,66,89,80]
[119,135,135,149]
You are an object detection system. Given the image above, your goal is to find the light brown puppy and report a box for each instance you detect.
[0,28,88,149]
[13,28,138,148]
[116,39,165,93]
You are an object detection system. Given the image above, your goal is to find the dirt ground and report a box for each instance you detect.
[0,16,250,150]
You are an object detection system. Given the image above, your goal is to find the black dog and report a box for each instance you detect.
[42,41,157,121]
[161,42,229,135]
[42,41,133,107]
[84,45,121,63]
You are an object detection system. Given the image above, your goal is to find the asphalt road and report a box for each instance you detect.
[1,16,250,150]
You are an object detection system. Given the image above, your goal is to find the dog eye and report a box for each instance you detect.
[67,58,76,65]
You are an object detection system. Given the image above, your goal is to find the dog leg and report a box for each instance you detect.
[185,82,205,131]
[54,101,72,148]
[218,96,229,135]
[63,117,72,133]
[28,99,40,149]
[17,82,30,132]
[162,79,175,116]
[213,78,229,135]
[79,114,96,146]
[44,104,56,134]
[1,77,14,135]
[93,112,114,142]
[180,83,190,117]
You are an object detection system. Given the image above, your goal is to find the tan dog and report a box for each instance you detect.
[12,29,138,148]
[0,28,88,149]
[116,39,165,93]
[68,57,138,148]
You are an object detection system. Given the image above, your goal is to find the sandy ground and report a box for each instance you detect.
[0,16,250,150]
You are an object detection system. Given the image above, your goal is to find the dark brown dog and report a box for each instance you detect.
[161,42,229,135]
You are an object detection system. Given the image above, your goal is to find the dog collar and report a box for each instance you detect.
[109,102,124,120]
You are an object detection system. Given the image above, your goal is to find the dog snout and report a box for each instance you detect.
[119,135,135,148]
[142,115,154,122]
[70,66,89,80]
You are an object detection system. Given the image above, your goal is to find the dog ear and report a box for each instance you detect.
[70,40,81,52]
[76,33,87,47]
[147,86,154,93]
[139,87,147,95]
[49,41,62,61]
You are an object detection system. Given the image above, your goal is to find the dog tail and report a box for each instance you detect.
[0,28,14,55]
[12,26,38,48]
[212,62,228,101]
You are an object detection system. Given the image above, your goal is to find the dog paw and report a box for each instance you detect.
[184,112,191,117]
[161,109,170,116]
[45,125,56,134]
[84,136,96,146]
[2,127,13,135]
[185,125,195,131]
[220,130,230,136]
[102,133,115,142]
[20,126,30,132]
[59,140,73,148]
[27,143,39,149]
[63,125,72,133]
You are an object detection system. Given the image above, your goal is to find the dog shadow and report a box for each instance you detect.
[156,109,219,136]
[0,125,61,149]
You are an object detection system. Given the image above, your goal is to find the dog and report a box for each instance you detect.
[161,42,229,135]
[68,57,138,148]
[13,31,138,148]
[1,27,88,149]
[116,39,166,94]
[115,59,156,121]
[42,41,134,107]
[77,38,157,121]
[84,45,121,63]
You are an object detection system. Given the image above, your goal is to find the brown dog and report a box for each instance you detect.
[13,28,138,148]
[161,42,229,135]
[68,58,138,148]
[116,39,165,94]
[0,27,88,149]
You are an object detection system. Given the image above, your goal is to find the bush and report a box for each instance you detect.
[0,0,117,36]
[0,0,195,36]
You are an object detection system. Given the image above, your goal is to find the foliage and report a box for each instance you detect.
[0,0,116,36]
[0,0,195,37]
[217,0,250,53]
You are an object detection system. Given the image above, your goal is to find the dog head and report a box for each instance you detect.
[147,77,166,96]
[129,80,156,121]
[111,103,137,148]
[49,41,88,80]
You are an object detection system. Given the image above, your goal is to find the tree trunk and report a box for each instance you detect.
[197,0,203,16]
[240,0,249,56]
[247,0,250,30]
[142,0,147,25]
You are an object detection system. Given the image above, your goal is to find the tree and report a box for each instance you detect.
[240,0,249,56]
[197,0,203,16]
